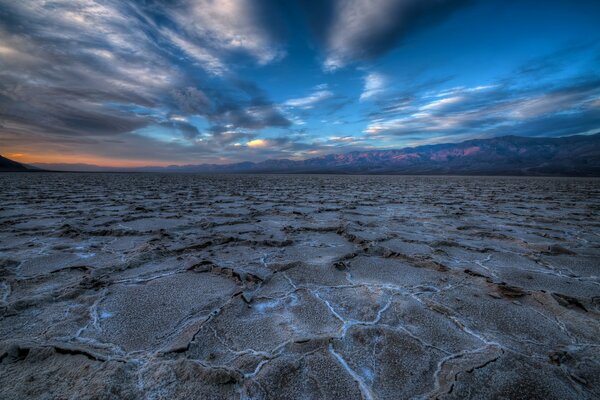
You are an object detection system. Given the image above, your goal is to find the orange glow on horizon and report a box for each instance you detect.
[2,152,200,168]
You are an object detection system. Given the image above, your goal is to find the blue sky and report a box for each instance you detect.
[1,0,599,166]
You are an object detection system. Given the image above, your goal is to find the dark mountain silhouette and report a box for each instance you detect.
[0,155,35,172]
[30,133,600,176]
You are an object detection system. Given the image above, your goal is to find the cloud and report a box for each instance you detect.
[159,120,200,140]
[302,0,472,70]
[162,29,228,76]
[0,1,174,137]
[419,95,464,110]
[170,87,212,115]
[219,104,291,130]
[167,81,292,132]
[284,87,335,108]
[2,1,598,165]
[360,72,387,101]
[167,0,285,66]
[247,139,269,148]
[0,0,292,163]
[364,75,600,139]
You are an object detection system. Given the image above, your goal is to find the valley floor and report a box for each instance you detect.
[1,173,599,399]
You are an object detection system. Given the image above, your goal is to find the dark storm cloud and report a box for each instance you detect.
[300,0,473,69]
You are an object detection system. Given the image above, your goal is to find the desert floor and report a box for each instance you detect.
[1,173,599,399]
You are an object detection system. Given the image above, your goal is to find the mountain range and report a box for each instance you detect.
[4,133,600,176]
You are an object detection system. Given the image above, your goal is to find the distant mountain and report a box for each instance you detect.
[138,133,600,176]
[0,155,36,172]
[31,133,600,176]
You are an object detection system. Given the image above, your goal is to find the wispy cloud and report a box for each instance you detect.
[304,0,472,70]
[285,86,335,108]
[364,76,600,139]
[167,0,285,66]
[419,95,464,110]
[360,72,387,101]
[162,29,228,76]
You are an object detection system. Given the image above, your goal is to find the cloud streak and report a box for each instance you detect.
[302,0,472,70]
[364,74,600,141]
[285,86,335,108]
[360,72,387,101]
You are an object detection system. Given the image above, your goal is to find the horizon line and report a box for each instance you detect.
[9,132,599,170]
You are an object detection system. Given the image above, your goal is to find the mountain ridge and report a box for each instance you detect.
[20,133,600,176]
[0,155,35,172]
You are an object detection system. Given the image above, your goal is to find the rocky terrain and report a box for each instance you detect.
[0,173,599,399]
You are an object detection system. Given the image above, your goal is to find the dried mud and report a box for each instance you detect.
[1,173,599,399]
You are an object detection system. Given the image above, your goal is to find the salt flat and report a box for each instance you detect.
[0,173,599,399]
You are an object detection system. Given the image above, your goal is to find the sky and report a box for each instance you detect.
[1,0,600,167]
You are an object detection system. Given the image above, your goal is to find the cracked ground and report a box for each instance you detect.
[1,173,599,399]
